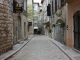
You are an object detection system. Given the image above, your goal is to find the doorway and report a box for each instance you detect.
[55,19,64,44]
[73,11,80,50]
[34,29,38,34]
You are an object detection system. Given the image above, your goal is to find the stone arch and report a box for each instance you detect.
[56,19,63,24]
[73,5,80,16]
[55,19,65,44]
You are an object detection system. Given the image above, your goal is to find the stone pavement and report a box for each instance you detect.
[47,36,80,60]
[0,35,34,60]
[7,35,70,60]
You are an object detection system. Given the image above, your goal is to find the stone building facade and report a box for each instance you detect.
[51,0,68,45]
[27,0,34,35]
[41,0,68,45]
[13,0,28,44]
[41,0,80,51]
[0,0,28,55]
[41,0,50,35]
[0,0,13,55]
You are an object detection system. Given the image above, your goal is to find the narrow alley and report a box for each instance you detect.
[1,0,80,60]
[7,35,70,60]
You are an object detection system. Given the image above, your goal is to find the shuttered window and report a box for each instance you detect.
[55,0,57,12]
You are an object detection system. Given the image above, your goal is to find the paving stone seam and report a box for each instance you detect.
[46,36,75,60]
[3,35,34,60]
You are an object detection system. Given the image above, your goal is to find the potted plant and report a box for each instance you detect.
[52,23,56,27]
[60,22,66,29]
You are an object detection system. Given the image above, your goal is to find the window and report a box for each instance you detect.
[55,0,57,12]
[24,0,26,11]
[34,23,38,27]
[47,4,51,16]
[57,0,61,9]
[28,22,32,26]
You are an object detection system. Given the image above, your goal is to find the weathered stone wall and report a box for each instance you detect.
[21,14,28,40]
[13,0,28,43]
[13,13,18,44]
[0,0,13,55]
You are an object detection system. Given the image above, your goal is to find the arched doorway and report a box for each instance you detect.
[55,19,65,44]
[73,11,80,50]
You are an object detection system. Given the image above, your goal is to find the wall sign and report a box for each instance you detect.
[28,22,32,26]
[13,0,23,13]
[56,9,62,17]
[14,7,23,13]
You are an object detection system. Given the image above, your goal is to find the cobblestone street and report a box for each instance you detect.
[7,35,70,60]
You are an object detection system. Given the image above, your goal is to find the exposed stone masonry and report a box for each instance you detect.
[0,0,13,55]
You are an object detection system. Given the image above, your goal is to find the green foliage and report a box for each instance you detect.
[60,22,66,29]
[52,23,56,27]
[27,4,34,20]
[49,29,51,33]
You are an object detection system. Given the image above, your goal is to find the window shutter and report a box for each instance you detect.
[47,4,51,16]
[55,0,57,12]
